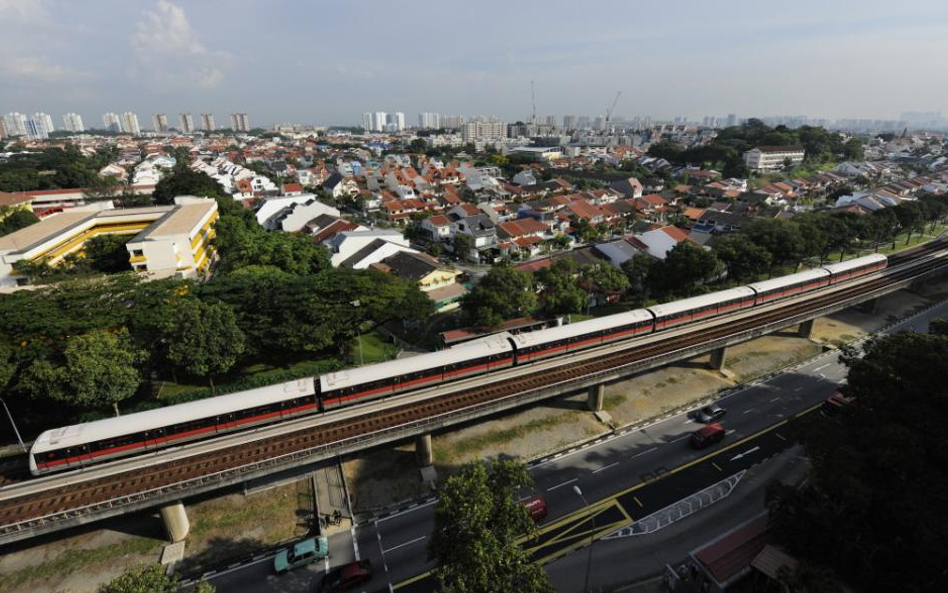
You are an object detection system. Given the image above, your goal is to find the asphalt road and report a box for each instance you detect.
[209,298,948,593]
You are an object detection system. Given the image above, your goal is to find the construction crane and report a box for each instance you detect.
[531,80,537,124]
[605,91,622,123]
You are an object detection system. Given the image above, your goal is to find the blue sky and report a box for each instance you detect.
[1,0,947,127]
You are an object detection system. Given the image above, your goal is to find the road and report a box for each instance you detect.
[210,298,948,592]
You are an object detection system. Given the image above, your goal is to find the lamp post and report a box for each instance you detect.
[351,300,364,366]
[0,397,26,453]
[573,485,595,593]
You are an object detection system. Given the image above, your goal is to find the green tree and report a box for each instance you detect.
[929,317,948,338]
[581,263,630,293]
[429,460,554,593]
[648,242,723,298]
[534,259,586,316]
[452,233,476,262]
[0,207,40,237]
[152,163,226,205]
[21,329,145,415]
[163,300,247,391]
[83,234,133,273]
[621,252,657,295]
[409,138,428,153]
[98,563,215,593]
[0,341,15,393]
[461,266,537,327]
[842,138,865,161]
[712,234,772,281]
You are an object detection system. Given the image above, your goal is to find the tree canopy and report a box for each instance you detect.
[163,299,247,389]
[152,163,227,205]
[0,207,40,237]
[98,563,214,593]
[767,331,948,592]
[461,266,537,327]
[428,460,554,593]
[534,259,586,316]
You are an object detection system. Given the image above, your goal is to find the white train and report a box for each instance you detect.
[29,254,887,475]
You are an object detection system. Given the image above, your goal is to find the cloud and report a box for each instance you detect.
[1,55,92,84]
[129,0,228,89]
[0,0,47,21]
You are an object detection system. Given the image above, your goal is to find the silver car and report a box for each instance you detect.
[696,404,726,423]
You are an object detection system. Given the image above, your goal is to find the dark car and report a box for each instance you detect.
[318,559,373,592]
[696,404,726,423]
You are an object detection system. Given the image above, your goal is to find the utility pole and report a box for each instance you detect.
[531,80,537,125]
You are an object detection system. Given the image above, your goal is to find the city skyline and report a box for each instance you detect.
[1,1,948,128]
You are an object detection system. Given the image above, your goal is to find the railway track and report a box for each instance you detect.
[0,240,946,538]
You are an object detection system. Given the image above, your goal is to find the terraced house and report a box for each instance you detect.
[0,196,218,288]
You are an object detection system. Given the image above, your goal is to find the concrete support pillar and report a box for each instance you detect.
[587,383,605,413]
[798,318,815,339]
[415,434,433,468]
[709,346,727,372]
[159,501,190,543]
[859,297,878,314]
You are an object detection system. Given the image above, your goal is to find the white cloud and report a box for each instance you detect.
[129,0,227,89]
[1,55,92,84]
[0,0,47,21]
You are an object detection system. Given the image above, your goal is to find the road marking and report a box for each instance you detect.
[630,447,658,459]
[670,435,690,444]
[794,387,804,392]
[204,555,272,581]
[743,408,755,414]
[730,446,761,462]
[633,496,644,508]
[382,535,427,554]
[377,499,438,523]
[775,433,787,441]
[711,462,722,472]
[814,363,831,372]
[547,477,578,492]
[592,462,619,474]
[726,429,737,435]
[769,397,780,403]
[818,373,826,379]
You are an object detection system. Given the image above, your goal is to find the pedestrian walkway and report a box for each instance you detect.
[314,461,353,536]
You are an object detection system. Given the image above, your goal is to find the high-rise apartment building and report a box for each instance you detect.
[120,112,141,135]
[200,113,215,131]
[103,112,121,133]
[5,113,28,137]
[726,113,738,127]
[390,112,405,131]
[25,117,48,140]
[33,113,54,134]
[152,113,169,133]
[0,118,7,139]
[62,113,85,132]
[440,115,465,129]
[373,112,387,132]
[461,118,506,142]
[362,112,374,132]
[418,112,441,129]
[230,113,250,132]
[179,113,195,133]
[562,114,577,130]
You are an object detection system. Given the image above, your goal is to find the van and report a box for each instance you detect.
[690,423,725,449]
[521,496,548,522]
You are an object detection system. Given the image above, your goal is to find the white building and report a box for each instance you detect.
[230,113,250,132]
[34,113,54,134]
[5,112,28,137]
[179,113,195,133]
[418,112,441,129]
[253,195,340,231]
[391,112,405,131]
[151,113,169,132]
[201,113,215,131]
[120,112,141,135]
[102,112,121,133]
[25,118,48,140]
[461,118,506,142]
[0,118,7,139]
[327,229,414,268]
[743,146,805,172]
[62,113,85,132]
[362,112,374,132]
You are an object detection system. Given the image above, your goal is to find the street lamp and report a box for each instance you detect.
[350,300,364,366]
[0,397,26,453]
[573,485,595,593]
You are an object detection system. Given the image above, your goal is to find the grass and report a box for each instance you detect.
[603,394,627,409]
[351,330,399,365]
[434,413,575,464]
[0,535,162,591]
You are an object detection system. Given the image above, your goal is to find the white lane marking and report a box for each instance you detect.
[630,446,659,460]
[375,521,389,572]
[670,435,690,444]
[769,397,780,403]
[814,363,831,372]
[592,462,620,474]
[682,418,694,424]
[382,535,427,554]
[377,499,437,523]
[204,555,272,580]
[726,430,737,435]
[730,445,761,462]
[818,373,826,379]
[547,477,578,492]
[743,408,755,414]
[793,387,804,392]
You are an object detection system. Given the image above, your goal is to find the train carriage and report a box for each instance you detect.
[510,309,655,363]
[319,335,514,409]
[647,287,757,331]
[823,253,887,283]
[748,268,831,305]
[30,378,317,475]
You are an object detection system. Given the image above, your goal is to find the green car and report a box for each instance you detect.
[273,536,329,574]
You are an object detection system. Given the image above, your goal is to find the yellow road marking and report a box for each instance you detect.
[711,462,722,472]
[634,496,644,508]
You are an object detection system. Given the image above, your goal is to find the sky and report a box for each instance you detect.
[1,0,947,128]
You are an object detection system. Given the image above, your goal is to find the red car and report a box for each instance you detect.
[521,496,548,522]
[318,559,373,592]
[690,423,726,449]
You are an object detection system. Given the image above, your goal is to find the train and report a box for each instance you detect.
[28,253,887,475]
